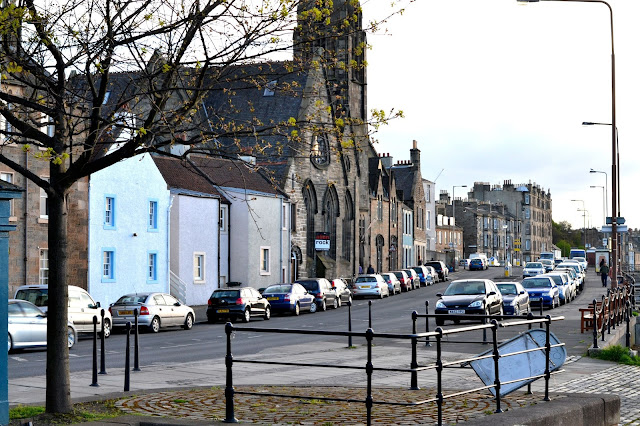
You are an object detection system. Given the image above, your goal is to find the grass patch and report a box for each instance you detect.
[10,405,45,420]
[591,345,640,366]
[173,399,188,404]
[299,399,327,405]
[9,399,125,425]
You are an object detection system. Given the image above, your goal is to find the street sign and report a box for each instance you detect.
[601,225,628,233]
[315,232,330,251]
[606,216,626,225]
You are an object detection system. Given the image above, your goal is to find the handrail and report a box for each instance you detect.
[590,282,633,348]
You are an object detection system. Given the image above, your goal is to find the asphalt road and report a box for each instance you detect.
[8,266,591,380]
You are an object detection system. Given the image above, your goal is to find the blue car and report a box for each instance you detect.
[469,259,484,271]
[261,283,316,315]
[521,276,559,309]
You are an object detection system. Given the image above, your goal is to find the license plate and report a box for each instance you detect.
[217,309,230,313]
[267,297,279,301]
[119,310,133,315]
[530,297,540,301]
[448,310,465,314]
[360,285,371,289]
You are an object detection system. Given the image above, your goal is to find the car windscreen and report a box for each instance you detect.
[443,281,486,296]
[522,278,551,289]
[115,294,149,304]
[392,272,404,279]
[264,285,292,293]
[14,288,48,307]
[356,277,377,283]
[547,276,563,285]
[296,281,319,291]
[425,263,442,271]
[411,267,423,275]
[526,263,542,268]
[497,284,517,295]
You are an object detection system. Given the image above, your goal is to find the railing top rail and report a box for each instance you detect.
[499,316,564,328]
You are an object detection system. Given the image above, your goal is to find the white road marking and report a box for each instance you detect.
[10,356,28,362]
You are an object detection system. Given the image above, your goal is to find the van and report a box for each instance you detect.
[14,285,112,337]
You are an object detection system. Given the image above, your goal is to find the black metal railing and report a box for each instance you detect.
[223,313,564,425]
[590,283,635,349]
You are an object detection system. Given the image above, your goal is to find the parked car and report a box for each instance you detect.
[8,299,77,352]
[14,284,112,338]
[538,259,555,273]
[434,279,503,326]
[296,278,339,311]
[424,261,449,282]
[402,269,420,290]
[380,273,401,295]
[352,274,389,299]
[468,258,485,271]
[572,256,588,271]
[459,259,470,269]
[424,266,437,285]
[545,272,573,304]
[556,263,584,291]
[410,266,430,287]
[261,283,316,315]
[521,276,559,309]
[331,278,353,305]
[206,288,270,323]
[496,282,530,316]
[110,292,196,332]
[391,270,412,292]
[522,262,546,278]
[555,267,579,296]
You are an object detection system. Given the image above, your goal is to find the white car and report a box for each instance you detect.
[545,272,573,304]
[522,262,546,278]
[352,274,390,299]
[572,256,588,271]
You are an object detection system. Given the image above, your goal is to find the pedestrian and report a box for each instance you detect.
[358,264,363,275]
[417,257,422,266]
[367,264,374,274]
[599,259,610,287]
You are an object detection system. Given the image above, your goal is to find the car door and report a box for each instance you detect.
[162,294,183,325]
[247,288,264,315]
[152,294,172,326]
[68,290,90,333]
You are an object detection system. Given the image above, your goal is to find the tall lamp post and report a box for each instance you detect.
[590,185,605,228]
[588,167,608,219]
[585,124,619,218]
[519,0,618,282]
[577,208,591,248]
[571,199,586,249]
[451,185,467,270]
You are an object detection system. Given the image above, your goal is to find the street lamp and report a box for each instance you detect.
[451,185,467,270]
[519,0,618,283]
[590,185,605,227]
[585,123,619,218]
[571,199,586,249]
[577,208,590,247]
[588,168,608,219]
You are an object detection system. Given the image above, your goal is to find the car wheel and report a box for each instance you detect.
[67,326,76,349]
[317,299,326,311]
[379,292,384,299]
[149,316,161,333]
[243,309,251,323]
[435,318,444,327]
[332,298,338,309]
[102,319,112,338]
[294,303,301,316]
[183,313,194,330]
[8,334,13,353]
[309,301,317,313]
[337,297,342,308]
[264,307,271,320]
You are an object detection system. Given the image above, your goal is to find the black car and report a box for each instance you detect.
[207,287,271,323]
[496,282,530,316]
[295,278,339,311]
[434,279,503,326]
[424,261,448,282]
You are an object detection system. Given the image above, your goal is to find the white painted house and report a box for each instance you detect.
[88,153,171,306]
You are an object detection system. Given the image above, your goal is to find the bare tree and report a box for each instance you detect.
[0,0,404,413]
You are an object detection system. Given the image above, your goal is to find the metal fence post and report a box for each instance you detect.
[435,328,444,426]
[133,308,140,371]
[425,300,431,347]
[91,316,99,387]
[99,309,106,375]
[368,300,372,329]
[124,322,131,392]
[410,311,419,390]
[626,300,631,348]
[365,328,374,426]
[224,322,238,423]
[491,320,502,413]
[592,299,599,349]
[544,315,551,402]
[527,312,533,394]
[602,295,607,342]
[539,300,543,328]
[347,300,353,348]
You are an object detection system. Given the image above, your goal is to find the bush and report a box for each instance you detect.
[591,345,640,366]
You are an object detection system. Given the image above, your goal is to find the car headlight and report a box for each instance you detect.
[468,300,483,308]
[542,292,550,296]
[436,301,446,309]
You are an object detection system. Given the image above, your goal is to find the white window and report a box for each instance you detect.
[524,194,530,205]
[194,253,205,281]
[260,247,270,275]
[114,111,135,142]
[147,252,157,282]
[102,250,115,281]
[525,208,530,219]
[219,205,228,232]
[39,178,49,219]
[0,172,15,217]
[104,196,115,227]
[525,239,531,251]
[39,249,49,285]
[282,204,287,230]
[426,210,431,230]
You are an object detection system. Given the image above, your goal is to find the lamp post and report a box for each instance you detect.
[588,167,608,219]
[585,123,619,219]
[451,185,467,270]
[571,199,586,249]
[590,185,605,227]
[577,208,590,248]
[519,0,618,282]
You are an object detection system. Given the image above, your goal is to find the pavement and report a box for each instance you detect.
[9,271,639,425]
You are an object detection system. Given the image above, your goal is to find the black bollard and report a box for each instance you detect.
[368,300,372,329]
[133,308,140,371]
[425,300,431,347]
[124,322,131,392]
[410,311,419,390]
[99,309,106,375]
[347,300,353,348]
[91,316,99,387]
[224,322,238,423]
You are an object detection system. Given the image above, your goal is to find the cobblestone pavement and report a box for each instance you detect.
[116,386,551,425]
[551,364,640,425]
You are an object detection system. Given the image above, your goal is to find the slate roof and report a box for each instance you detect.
[392,165,415,203]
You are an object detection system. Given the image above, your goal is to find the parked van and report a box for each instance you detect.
[14,285,112,338]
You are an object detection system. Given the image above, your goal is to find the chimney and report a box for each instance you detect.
[380,153,393,169]
[410,140,420,170]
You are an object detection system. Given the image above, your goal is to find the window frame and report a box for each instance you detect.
[39,177,50,220]
[104,195,116,229]
[194,252,205,283]
[101,248,116,282]
[260,246,271,275]
[39,248,49,285]
[219,205,228,232]
[148,199,159,232]
[0,171,16,219]
[147,251,158,283]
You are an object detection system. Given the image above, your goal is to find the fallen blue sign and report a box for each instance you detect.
[469,329,566,397]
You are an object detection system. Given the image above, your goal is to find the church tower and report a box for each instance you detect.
[293,0,367,123]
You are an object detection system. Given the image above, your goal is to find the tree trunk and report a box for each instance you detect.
[45,188,72,413]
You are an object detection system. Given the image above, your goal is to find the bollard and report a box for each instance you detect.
[99,309,107,375]
[425,300,431,347]
[592,298,599,349]
[133,308,141,371]
[224,322,238,423]
[347,300,353,348]
[491,320,502,413]
[368,300,372,328]
[124,322,131,392]
[410,311,419,390]
[539,300,543,328]
[91,316,99,387]
[435,328,444,426]
[365,328,374,426]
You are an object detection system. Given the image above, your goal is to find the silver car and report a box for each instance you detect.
[352,274,389,299]
[8,299,76,352]
[109,293,195,333]
[380,273,401,295]
[522,262,546,278]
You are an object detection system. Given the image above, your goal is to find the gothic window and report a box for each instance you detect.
[375,235,384,273]
[390,236,398,271]
[303,181,317,264]
[323,185,339,260]
[342,192,354,261]
[310,133,329,167]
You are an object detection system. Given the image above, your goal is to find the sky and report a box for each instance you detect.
[362,0,639,231]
